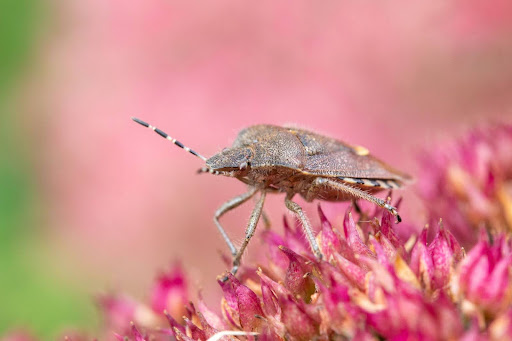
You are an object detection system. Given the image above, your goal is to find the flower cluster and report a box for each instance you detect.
[95,202,511,341]
[419,124,512,247]
[5,125,512,341]
[103,125,512,340]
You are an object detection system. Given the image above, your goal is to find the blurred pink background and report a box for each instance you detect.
[28,0,512,304]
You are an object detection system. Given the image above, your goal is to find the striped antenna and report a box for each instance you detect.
[131,117,207,161]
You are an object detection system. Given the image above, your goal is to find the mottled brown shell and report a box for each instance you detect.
[207,124,411,184]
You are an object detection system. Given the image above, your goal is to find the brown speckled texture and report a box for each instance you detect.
[207,124,411,202]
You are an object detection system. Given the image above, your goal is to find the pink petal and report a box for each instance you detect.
[130,323,145,341]
[343,210,373,258]
[374,232,398,263]
[458,240,486,286]
[97,295,136,333]
[183,316,206,341]
[429,229,453,289]
[261,277,281,318]
[164,310,186,336]
[217,274,241,328]
[369,236,391,268]
[434,293,464,339]
[358,255,396,294]
[318,261,352,288]
[258,325,284,341]
[380,202,404,250]
[171,327,195,341]
[315,278,350,324]
[279,295,318,340]
[318,204,342,258]
[283,216,311,256]
[257,269,291,298]
[279,246,315,301]
[150,264,188,318]
[410,227,427,274]
[221,273,264,331]
[333,253,367,291]
[196,311,221,339]
[444,228,464,263]
[196,292,227,331]
[261,230,289,270]
[483,255,512,303]
[466,255,490,300]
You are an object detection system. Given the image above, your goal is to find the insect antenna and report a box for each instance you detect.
[131,117,207,161]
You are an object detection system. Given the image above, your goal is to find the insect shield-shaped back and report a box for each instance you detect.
[231,125,305,169]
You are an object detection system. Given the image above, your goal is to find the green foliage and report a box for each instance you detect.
[0,0,97,338]
[0,0,37,90]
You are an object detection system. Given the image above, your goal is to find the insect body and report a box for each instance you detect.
[132,118,411,275]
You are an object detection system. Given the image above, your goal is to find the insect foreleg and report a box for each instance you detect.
[214,187,258,257]
[315,177,402,223]
[285,194,323,260]
[252,195,271,229]
[231,191,266,276]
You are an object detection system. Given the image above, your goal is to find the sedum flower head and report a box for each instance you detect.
[5,124,512,341]
[100,201,512,341]
[454,232,512,319]
[419,124,512,247]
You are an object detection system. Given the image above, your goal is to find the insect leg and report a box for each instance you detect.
[252,195,271,229]
[214,187,258,257]
[285,194,323,260]
[230,191,266,275]
[315,178,402,223]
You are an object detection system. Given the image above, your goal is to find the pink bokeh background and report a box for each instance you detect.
[30,0,512,301]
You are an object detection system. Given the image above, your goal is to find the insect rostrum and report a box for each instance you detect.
[132,118,412,276]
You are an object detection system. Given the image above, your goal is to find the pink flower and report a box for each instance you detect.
[150,263,188,318]
[410,222,464,291]
[8,119,512,340]
[95,264,189,338]
[455,232,512,317]
[130,205,470,340]
[7,193,512,340]
[218,273,264,331]
[97,294,138,334]
[419,124,512,247]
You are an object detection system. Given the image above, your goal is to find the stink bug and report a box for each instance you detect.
[132,118,412,275]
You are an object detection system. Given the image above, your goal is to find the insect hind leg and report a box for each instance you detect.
[285,194,323,260]
[312,177,402,223]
